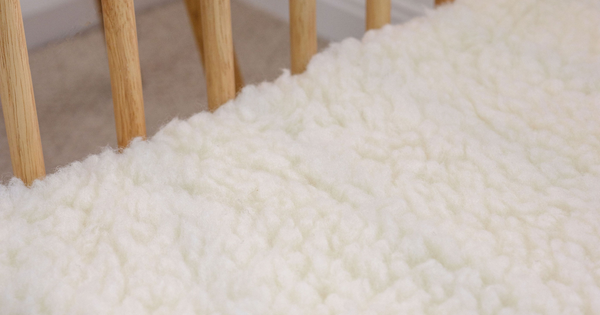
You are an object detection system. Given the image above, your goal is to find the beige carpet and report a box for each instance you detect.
[0,0,328,182]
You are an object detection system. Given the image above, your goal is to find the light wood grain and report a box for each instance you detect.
[366,0,391,31]
[289,0,317,75]
[184,0,244,94]
[101,0,146,149]
[200,0,236,111]
[0,0,46,185]
[435,0,455,6]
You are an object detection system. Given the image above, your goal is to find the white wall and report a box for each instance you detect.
[240,0,434,42]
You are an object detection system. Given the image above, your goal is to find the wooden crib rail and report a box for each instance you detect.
[101,0,147,149]
[0,0,46,185]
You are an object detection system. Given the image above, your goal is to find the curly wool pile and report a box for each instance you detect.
[2,0,600,314]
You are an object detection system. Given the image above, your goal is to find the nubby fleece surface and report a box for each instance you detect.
[2,0,600,314]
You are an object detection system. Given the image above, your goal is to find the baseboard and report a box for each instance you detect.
[23,0,175,50]
[239,0,432,42]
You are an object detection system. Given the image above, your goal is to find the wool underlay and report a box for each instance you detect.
[2,0,600,314]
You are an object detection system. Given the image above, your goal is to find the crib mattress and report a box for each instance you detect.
[2,0,600,314]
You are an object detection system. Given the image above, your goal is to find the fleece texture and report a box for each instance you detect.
[2,0,600,314]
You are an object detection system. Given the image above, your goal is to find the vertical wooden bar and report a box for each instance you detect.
[366,0,391,31]
[289,0,317,75]
[200,0,235,111]
[435,0,454,6]
[183,0,244,94]
[0,0,46,185]
[101,0,146,149]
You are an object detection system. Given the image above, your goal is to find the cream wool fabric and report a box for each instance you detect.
[2,0,600,314]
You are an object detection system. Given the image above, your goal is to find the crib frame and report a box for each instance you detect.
[0,0,453,186]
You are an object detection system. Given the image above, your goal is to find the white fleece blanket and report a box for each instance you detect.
[2,0,600,314]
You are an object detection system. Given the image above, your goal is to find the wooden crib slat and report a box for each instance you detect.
[0,0,46,185]
[184,0,245,95]
[366,0,391,31]
[101,0,146,149]
[289,0,317,75]
[200,0,236,111]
